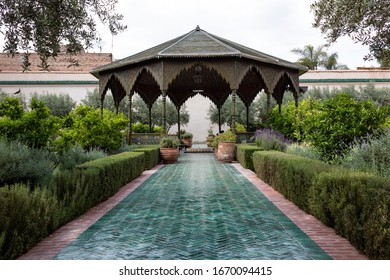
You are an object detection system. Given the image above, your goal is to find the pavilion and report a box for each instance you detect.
[91,26,308,143]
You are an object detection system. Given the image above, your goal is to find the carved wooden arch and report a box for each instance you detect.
[132,67,161,107]
[271,70,298,92]
[99,72,113,100]
[163,59,235,93]
[237,66,268,106]
[99,74,126,104]
[273,72,299,104]
[166,61,232,107]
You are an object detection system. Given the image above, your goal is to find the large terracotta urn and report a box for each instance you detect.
[160,147,180,164]
[216,141,236,163]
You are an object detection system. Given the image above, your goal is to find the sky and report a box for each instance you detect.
[92,0,378,69]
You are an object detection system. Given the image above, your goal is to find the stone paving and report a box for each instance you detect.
[19,153,367,260]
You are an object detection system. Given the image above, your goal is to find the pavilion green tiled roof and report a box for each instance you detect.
[91,26,306,77]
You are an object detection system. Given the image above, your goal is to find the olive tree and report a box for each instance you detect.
[0,0,126,71]
[311,0,390,62]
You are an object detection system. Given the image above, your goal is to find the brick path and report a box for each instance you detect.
[19,154,367,260]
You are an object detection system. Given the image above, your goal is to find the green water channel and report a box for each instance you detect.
[54,153,331,260]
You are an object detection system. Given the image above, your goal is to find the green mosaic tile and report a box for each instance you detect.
[54,153,331,260]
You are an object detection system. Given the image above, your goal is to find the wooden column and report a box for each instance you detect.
[218,105,222,133]
[231,90,237,134]
[148,104,152,133]
[162,90,167,134]
[127,92,133,145]
[266,91,271,114]
[246,104,250,131]
[177,105,181,139]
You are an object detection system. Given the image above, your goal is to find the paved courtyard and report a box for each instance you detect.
[19,153,366,260]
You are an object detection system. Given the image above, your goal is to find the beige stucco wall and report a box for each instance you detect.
[0,72,98,103]
[299,69,390,89]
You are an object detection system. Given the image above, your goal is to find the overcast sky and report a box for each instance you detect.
[91,0,378,69]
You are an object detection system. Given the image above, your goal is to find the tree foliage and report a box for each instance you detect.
[0,0,126,70]
[291,44,328,70]
[33,93,76,117]
[269,94,388,162]
[311,0,390,62]
[57,105,127,151]
[208,96,259,130]
[291,44,348,70]
[0,96,59,148]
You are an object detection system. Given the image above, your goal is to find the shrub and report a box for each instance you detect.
[269,94,388,162]
[269,98,321,141]
[304,94,387,161]
[253,151,332,212]
[132,122,161,133]
[254,128,290,152]
[76,152,145,199]
[340,133,390,179]
[181,132,193,139]
[32,93,76,117]
[160,137,180,148]
[0,139,54,187]
[133,145,160,170]
[59,105,128,151]
[212,130,237,148]
[286,142,321,160]
[310,170,390,259]
[0,96,59,148]
[235,122,247,133]
[236,144,263,171]
[54,145,107,171]
[0,183,61,259]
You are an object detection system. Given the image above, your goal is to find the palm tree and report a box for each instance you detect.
[322,52,349,70]
[291,44,327,70]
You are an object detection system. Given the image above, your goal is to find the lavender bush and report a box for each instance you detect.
[254,128,291,152]
[340,131,390,179]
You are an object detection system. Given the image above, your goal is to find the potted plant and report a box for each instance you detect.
[160,136,180,164]
[212,130,237,162]
[181,132,193,148]
[205,129,214,147]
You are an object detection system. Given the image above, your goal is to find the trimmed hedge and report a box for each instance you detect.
[253,150,390,259]
[0,152,145,259]
[133,145,160,170]
[253,151,332,212]
[310,171,390,259]
[236,144,263,171]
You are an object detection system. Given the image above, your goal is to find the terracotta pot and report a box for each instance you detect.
[182,137,193,148]
[216,141,236,162]
[160,147,180,164]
